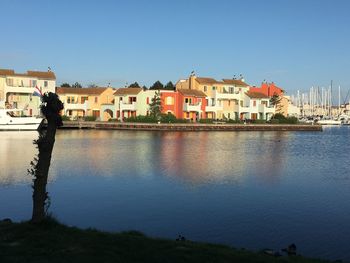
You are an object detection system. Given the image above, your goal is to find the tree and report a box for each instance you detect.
[72,82,82,88]
[142,85,148,90]
[88,83,98,88]
[128,82,141,88]
[29,92,63,223]
[149,80,164,90]
[60,83,71,87]
[149,90,162,120]
[164,81,175,90]
[270,92,282,112]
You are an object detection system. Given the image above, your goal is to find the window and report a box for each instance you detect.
[95,97,98,103]
[204,86,207,92]
[166,96,173,105]
[212,86,216,91]
[44,81,48,87]
[228,100,231,106]
[33,80,37,87]
[229,87,234,93]
[7,78,14,86]
[146,97,149,104]
[253,101,256,107]
[81,97,88,103]
[185,98,189,103]
[68,110,72,116]
[67,97,71,104]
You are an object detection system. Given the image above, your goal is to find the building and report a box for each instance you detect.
[114,87,143,120]
[176,75,275,120]
[56,87,115,121]
[0,69,56,115]
[161,89,207,121]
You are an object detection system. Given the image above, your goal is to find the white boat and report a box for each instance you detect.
[317,119,342,125]
[0,109,43,131]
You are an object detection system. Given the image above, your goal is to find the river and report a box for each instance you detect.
[1,127,350,261]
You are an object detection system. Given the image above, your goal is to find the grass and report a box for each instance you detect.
[0,218,331,263]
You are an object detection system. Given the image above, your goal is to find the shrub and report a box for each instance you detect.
[252,119,267,124]
[84,116,97,121]
[199,118,214,124]
[160,113,177,123]
[226,119,243,124]
[124,115,157,123]
[61,115,71,121]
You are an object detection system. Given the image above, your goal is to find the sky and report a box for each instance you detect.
[1,0,350,96]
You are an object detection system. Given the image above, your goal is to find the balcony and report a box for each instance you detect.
[183,102,201,112]
[214,90,241,100]
[233,105,250,113]
[205,104,223,112]
[65,101,89,111]
[258,104,275,114]
[4,86,36,94]
[120,101,137,111]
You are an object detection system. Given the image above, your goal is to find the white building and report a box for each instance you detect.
[0,69,56,116]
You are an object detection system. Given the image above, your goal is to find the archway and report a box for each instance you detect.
[103,109,113,121]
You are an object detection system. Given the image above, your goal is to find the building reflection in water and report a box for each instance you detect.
[1,130,292,187]
[0,131,38,186]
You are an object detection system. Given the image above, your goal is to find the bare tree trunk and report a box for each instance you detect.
[30,92,63,223]
[31,117,58,223]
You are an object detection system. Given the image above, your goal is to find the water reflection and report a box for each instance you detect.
[0,131,38,186]
[2,128,350,260]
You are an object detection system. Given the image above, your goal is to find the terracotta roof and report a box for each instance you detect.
[178,89,207,97]
[56,87,108,95]
[0,69,56,79]
[114,87,142,95]
[0,69,15,75]
[222,79,249,87]
[245,91,270,99]
[195,77,222,85]
[27,71,56,79]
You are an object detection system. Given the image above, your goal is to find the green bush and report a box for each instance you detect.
[108,118,119,122]
[252,119,267,124]
[61,115,71,121]
[270,114,298,124]
[84,116,97,121]
[124,115,158,123]
[199,118,214,124]
[226,119,243,124]
[160,113,177,123]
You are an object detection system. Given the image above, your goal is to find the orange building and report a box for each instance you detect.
[161,89,207,121]
[249,82,284,97]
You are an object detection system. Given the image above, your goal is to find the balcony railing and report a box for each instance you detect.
[205,104,223,112]
[214,90,241,100]
[64,101,89,111]
[183,102,201,112]
[258,104,275,113]
[120,101,137,111]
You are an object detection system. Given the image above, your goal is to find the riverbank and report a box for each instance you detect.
[0,219,330,263]
[58,121,322,131]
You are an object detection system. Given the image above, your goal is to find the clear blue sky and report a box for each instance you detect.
[1,0,350,95]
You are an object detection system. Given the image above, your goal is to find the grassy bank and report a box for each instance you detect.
[0,219,330,263]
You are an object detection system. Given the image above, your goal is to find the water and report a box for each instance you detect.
[1,127,350,261]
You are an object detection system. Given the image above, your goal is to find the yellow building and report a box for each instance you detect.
[56,87,116,121]
[0,69,56,115]
[176,75,251,120]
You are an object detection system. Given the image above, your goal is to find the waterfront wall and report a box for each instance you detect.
[59,121,322,131]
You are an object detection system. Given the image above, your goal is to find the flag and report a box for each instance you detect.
[33,86,42,97]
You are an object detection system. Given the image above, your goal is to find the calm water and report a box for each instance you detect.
[1,127,350,261]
